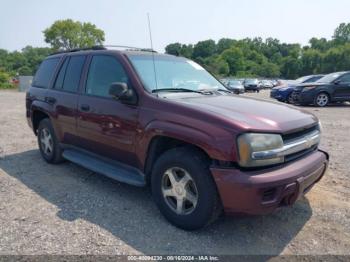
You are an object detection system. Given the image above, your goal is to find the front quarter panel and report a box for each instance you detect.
[136,108,238,169]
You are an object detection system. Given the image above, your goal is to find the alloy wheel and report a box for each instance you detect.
[161,167,198,215]
[40,128,53,156]
[316,93,329,107]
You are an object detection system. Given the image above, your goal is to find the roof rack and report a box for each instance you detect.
[50,45,157,55]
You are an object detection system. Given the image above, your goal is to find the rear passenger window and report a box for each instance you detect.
[54,56,86,92]
[33,58,60,88]
[54,58,69,89]
[86,55,129,97]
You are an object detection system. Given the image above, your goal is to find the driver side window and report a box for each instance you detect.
[338,74,350,83]
[86,55,129,98]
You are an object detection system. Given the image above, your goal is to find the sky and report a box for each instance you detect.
[0,0,349,52]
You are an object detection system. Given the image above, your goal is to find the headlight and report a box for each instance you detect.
[237,133,284,167]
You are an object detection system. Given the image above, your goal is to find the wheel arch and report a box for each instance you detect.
[143,135,211,185]
[32,110,50,135]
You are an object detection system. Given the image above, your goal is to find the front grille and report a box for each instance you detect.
[282,125,320,162]
[282,125,319,143]
[284,145,317,162]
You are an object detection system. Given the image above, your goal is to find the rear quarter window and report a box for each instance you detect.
[54,55,86,92]
[33,58,60,88]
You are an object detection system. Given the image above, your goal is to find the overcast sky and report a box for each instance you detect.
[1,0,349,52]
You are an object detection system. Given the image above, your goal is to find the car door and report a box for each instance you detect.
[334,73,350,100]
[76,54,139,167]
[49,55,87,145]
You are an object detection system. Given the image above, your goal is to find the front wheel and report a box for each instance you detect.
[314,92,329,107]
[287,94,294,104]
[151,147,222,230]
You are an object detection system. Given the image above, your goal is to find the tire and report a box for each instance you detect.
[314,92,329,107]
[151,147,222,230]
[37,118,64,164]
[286,94,294,104]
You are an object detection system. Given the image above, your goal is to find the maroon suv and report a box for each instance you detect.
[26,47,329,230]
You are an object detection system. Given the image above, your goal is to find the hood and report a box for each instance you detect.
[295,82,325,90]
[298,82,325,87]
[228,84,244,89]
[172,94,318,133]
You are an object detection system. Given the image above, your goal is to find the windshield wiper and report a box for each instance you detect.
[215,88,232,93]
[152,88,212,94]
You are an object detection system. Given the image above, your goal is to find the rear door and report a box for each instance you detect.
[49,55,87,145]
[334,73,350,100]
[76,54,139,166]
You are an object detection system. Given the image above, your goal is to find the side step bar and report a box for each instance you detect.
[62,149,146,187]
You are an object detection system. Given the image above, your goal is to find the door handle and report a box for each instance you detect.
[80,104,90,112]
[45,96,56,104]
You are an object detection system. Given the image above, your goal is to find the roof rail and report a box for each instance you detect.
[102,45,157,53]
[50,46,106,55]
[50,45,156,55]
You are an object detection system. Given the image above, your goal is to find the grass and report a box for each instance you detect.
[0,83,16,89]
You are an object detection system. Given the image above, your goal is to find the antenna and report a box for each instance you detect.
[147,13,158,90]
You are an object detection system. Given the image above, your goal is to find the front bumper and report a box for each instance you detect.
[245,85,259,91]
[292,89,316,104]
[233,89,245,94]
[270,89,290,101]
[210,150,328,215]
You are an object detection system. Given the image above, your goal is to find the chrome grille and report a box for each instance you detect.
[252,125,320,161]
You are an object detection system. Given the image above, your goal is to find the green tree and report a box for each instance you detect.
[309,37,332,52]
[255,62,280,78]
[280,57,302,79]
[165,43,193,58]
[43,19,105,50]
[180,44,193,58]
[21,46,52,74]
[192,40,216,59]
[165,43,182,56]
[216,38,236,54]
[221,47,245,75]
[333,23,350,45]
[301,49,322,75]
[0,68,12,89]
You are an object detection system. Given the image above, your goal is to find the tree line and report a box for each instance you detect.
[165,23,350,79]
[1,20,350,88]
[0,19,104,88]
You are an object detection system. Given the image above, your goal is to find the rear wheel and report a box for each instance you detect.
[37,118,64,164]
[151,147,222,230]
[314,92,329,107]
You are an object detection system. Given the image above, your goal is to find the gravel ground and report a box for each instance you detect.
[0,90,349,255]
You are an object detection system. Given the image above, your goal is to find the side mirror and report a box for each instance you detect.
[109,82,136,104]
[334,80,341,85]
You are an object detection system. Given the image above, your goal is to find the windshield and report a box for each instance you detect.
[245,79,258,84]
[128,54,226,92]
[317,72,344,83]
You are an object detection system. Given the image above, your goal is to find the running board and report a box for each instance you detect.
[62,149,146,187]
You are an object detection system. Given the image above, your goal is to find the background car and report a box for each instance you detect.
[292,71,350,107]
[226,79,245,94]
[270,75,324,103]
[243,79,260,92]
[260,80,274,89]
